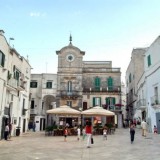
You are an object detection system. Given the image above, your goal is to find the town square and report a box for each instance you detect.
[1,1,160,159]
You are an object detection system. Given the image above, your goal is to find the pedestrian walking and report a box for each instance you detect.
[4,123,9,140]
[130,124,135,144]
[85,120,92,148]
[77,126,81,141]
[64,127,68,142]
[141,120,147,137]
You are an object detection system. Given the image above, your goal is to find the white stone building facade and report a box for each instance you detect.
[137,36,160,133]
[0,30,31,139]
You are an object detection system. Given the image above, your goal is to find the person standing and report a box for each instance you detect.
[85,120,92,148]
[82,126,86,140]
[130,124,135,144]
[103,127,107,140]
[77,126,81,141]
[4,123,9,140]
[33,122,36,132]
[141,120,147,137]
[153,125,158,134]
[64,127,68,142]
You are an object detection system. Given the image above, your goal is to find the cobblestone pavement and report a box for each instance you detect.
[0,128,160,160]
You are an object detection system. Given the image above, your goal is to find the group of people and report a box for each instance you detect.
[63,120,108,148]
[129,119,159,144]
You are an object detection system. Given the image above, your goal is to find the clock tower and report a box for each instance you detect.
[56,35,85,109]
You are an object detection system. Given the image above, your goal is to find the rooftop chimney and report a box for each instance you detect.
[0,30,5,36]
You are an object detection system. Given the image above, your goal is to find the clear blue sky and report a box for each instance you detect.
[1,0,160,82]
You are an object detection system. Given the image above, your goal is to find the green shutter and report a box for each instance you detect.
[147,55,151,67]
[93,97,95,107]
[106,98,110,105]
[95,77,100,91]
[107,77,113,91]
[113,97,116,105]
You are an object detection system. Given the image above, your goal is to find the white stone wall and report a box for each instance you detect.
[0,30,31,138]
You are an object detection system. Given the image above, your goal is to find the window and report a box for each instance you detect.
[31,100,35,109]
[67,81,72,92]
[93,97,101,107]
[42,101,44,110]
[154,87,158,104]
[30,81,38,88]
[129,73,131,83]
[107,77,113,91]
[67,101,72,107]
[95,77,101,91]
[46,81,52,88]
[106,97,116,110]
[13,65,21,80]
[22,98,25,115]
[0,50,5,67]
[147,55,151,67]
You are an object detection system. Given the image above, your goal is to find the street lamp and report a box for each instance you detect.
[9,37,14,47]
[79,107,83,128]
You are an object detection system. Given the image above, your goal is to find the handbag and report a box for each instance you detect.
[91,137,94,144]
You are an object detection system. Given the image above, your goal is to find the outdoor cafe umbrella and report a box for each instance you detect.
[46,105,81,116]
[81,106,115,116]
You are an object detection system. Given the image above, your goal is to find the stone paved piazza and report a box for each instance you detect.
[0,128,160,160]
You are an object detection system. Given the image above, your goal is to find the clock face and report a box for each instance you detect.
[66,54,75,62]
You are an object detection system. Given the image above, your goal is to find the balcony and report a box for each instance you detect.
[60,90,81,99]
[108,105,122,111]
[6,78,25,91]
[136,99,146,110]
[6,78,18,91]
[151,95,160,109]
[103,105,122,111]
[83,86,120,93]
[17,80,25,91]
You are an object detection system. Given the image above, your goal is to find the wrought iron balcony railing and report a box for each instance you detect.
[83,86,121,93]
[60,90,81,97]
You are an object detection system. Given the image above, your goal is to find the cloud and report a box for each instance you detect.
[29,12,46,17]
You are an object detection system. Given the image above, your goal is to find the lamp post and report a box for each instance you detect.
[79,107,83,128]
[9,38,14,47]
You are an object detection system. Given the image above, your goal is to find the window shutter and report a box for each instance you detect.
[107,77,113,91]
[113,97,116,105]
[93,97,95,107]
[106,98,109,105]
[1,53,5,67]
[100,97,101,106]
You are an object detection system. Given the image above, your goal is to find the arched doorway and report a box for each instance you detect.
[43,95,56,129]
